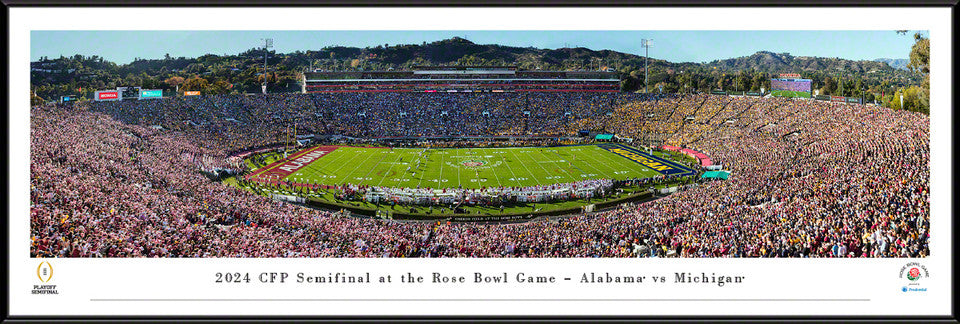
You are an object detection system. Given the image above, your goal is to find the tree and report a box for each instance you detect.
[903,86,926,114]
[751,72,765,91]
[183,76,209,91]
[457,55,486,66]
[820,76,837,96]
[207,80,232,95]
[31,90,45,106]
[620,75,640,92]
[854,78,864,99]
[734,71,748,92]
[908,32,929,113]
[884,86,926,114]
[677,73,691,93]
[165,76,185,93]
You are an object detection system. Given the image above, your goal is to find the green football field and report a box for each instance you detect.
[771,90,812,98]
[250,144,695,190]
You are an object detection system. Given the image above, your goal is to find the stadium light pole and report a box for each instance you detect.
[261,38,273,94]
[641,39,653,93]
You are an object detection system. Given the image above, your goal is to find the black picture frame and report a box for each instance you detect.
[3,1,957,323]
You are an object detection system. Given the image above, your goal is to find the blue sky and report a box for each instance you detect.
[31,30,925,64]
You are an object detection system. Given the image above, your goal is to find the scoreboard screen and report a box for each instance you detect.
[770,78,812,98]
[118,87,141,100]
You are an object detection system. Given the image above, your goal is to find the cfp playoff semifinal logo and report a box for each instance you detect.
[37,261,53,282]
[32,261,58,295]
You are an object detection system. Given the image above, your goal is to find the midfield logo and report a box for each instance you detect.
[461,160,488,167]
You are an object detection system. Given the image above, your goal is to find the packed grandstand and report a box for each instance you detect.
[31,84,929,257]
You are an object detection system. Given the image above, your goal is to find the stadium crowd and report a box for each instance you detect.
[31,92,929,257]
[89,92,636,153]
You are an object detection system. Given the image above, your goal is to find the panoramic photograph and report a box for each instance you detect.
[29,30,930,258]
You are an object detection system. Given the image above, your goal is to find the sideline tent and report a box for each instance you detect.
[700,171,730,180]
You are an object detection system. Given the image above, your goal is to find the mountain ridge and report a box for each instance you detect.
[31,37,921,99]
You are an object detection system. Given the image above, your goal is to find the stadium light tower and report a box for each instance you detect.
[641,39,653,93]
[262,38,273,94]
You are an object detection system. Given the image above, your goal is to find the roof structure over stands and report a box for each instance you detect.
[303,65,621,93]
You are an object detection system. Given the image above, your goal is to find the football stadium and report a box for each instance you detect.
[30,55,930,258]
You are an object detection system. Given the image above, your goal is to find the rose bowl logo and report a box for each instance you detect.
[899,262,928,282]
[899,262,929,293]
[907,267,921,281]
[461,160,487,167]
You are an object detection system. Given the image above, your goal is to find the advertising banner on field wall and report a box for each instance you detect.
[184,91,201,96]
[95,90,120,101]
[138,89,162,99]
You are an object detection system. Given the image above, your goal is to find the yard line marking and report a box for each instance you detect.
[508,148,543,186]
[299,147,350,185]
[544,151,602,174]
[536,148,581,182]
[315,148,362,186]
[432,149,442,189]
[358,149,394,186]
[328,147,364,175]
[485,148,504,188]
[524,148,572,183]
[340,148,379,185]
[577,146,629,179]
[405,149,427,188]
[456,149,462,188]
[377,148,406,186]
[499,154,521,188]
[591,145,644,175]
[469,149,483,188]
[396,149,417,188]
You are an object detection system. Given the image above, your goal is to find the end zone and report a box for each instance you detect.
[597,144,696,176]
[247,146,339,181]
